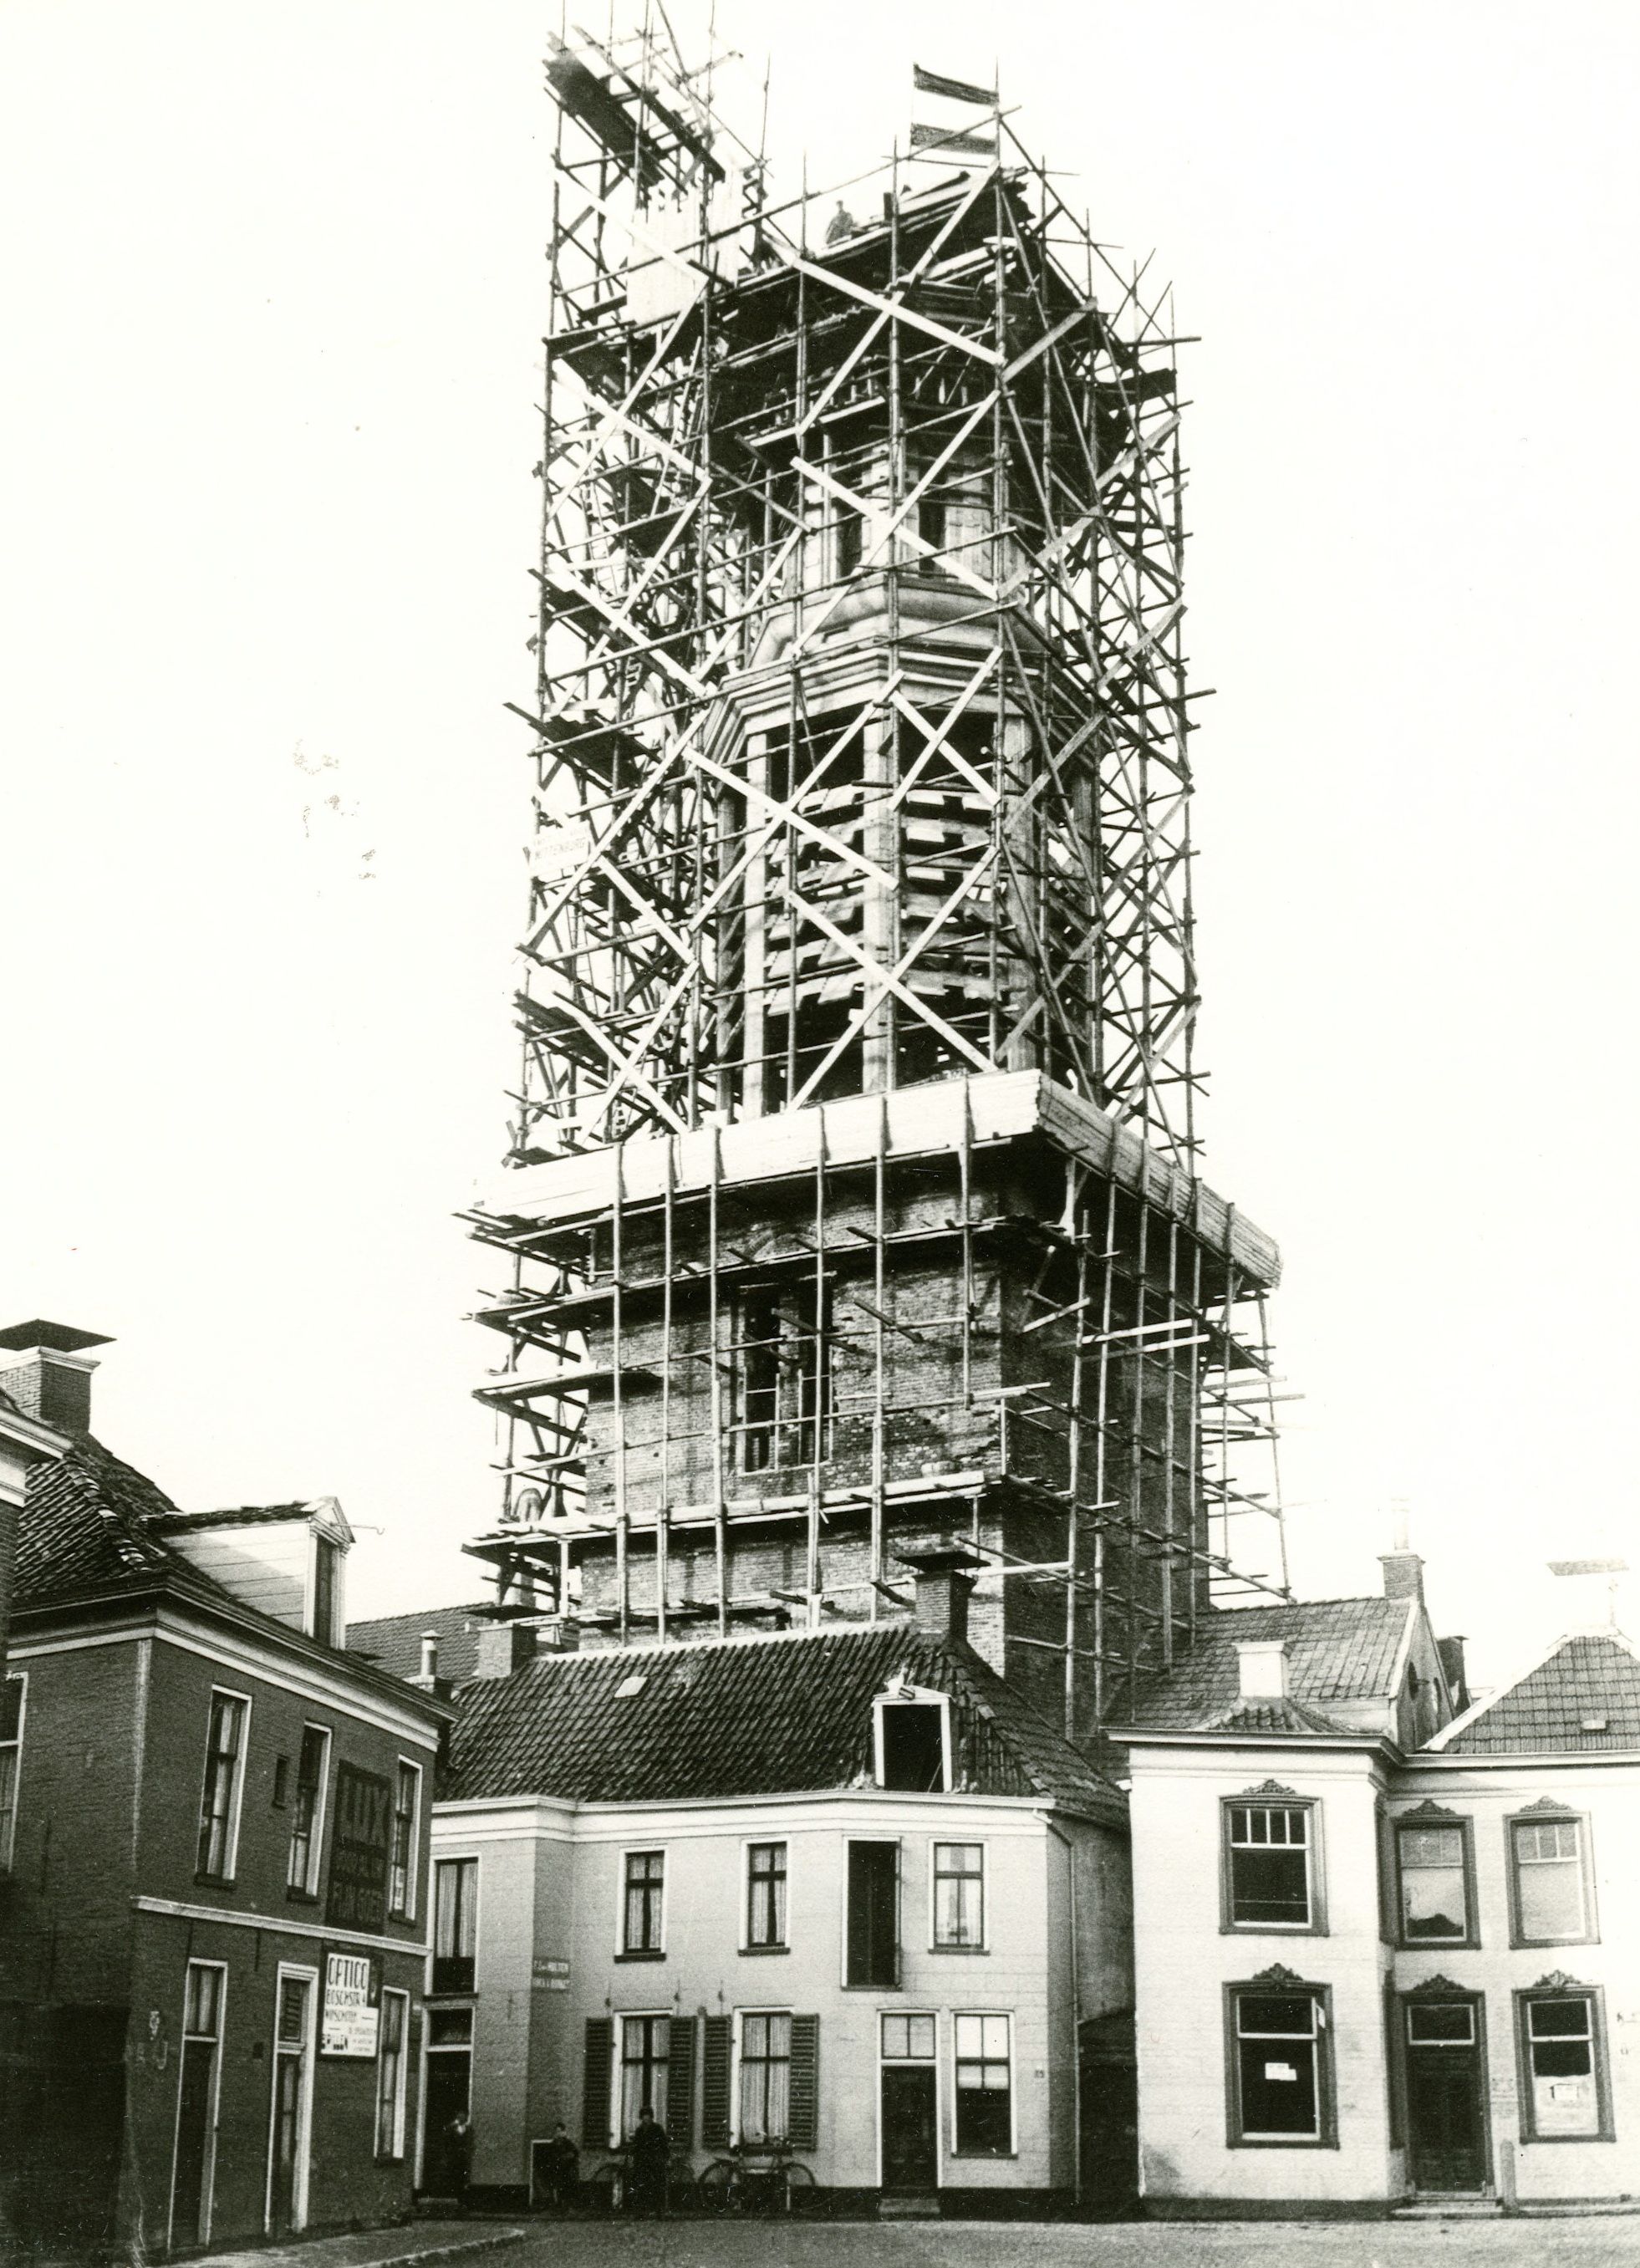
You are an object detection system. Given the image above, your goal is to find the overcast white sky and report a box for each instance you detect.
[2,1,1636,1690]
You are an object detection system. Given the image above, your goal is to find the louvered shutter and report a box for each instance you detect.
[788,2014,819,2149]
[701,2014,733,2148]
[582,2017,614,2150]
[669,2014,696,2148]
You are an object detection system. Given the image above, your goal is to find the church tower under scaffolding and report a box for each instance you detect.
[461,30,1288,1738]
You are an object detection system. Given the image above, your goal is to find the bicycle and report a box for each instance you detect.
[588,2143,697,2214]
[696,2138,818,2214]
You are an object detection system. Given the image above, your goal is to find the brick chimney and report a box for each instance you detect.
[896,1544,982,1645]
[1437,1634,1469,1714]
[1236,1639,1289,1698]
[0,1320,112,1434]
[473,1619,538,1679]
[1379,1552,1425,1608]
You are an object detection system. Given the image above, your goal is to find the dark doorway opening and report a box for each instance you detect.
[1405,1999,1487,2192]
[1078,2010,1138,2214]
[423,2046,474,2197]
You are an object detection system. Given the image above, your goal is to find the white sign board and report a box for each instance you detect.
[321,1952,379,2058]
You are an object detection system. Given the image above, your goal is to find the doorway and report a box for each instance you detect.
[1405,1999,1488,2191]
[879,2013,938,2193]
[171,1963,226,2248]
[266,1970,316,2235]
[422,2008,475,2198]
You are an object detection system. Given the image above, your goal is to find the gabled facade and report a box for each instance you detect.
[1121,1555,1640,2217]
[0,1329,448,2258]
[427,1561,1138,2216]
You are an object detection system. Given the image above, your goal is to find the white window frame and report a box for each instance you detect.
[167,1959,228,2251]
[930,1839,987,1950]
[390,1759,423,1923]
[198,1687,252,1884]
[950,2009,1016,2158]
[430,1853,481,1994]
[741,1837,789,1951]
[871,1682,953,1793]
[876,2008,942,2193]
[617,1845,668,1957]
[286,1724,333,1897]
[264,1962,318,2235]
[731,2006,795,2146]
[0,1670,27,1871]
[611,2007,673,2143]
[375,1987,411,2161]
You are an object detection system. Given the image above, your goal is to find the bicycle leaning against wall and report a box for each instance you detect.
[695,2137,818,2214]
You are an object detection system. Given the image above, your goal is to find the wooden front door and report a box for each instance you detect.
[1405,2000,1487,2191]
[881,2067,938,2191]
[267,1973,313,2235]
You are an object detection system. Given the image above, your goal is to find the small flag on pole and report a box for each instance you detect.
[910,63,998,158]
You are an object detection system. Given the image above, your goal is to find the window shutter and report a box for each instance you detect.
[582,2017,614,2151]
[788,2015,819,2149]
[669,2014,696,2148]
[701,2014,733,2148]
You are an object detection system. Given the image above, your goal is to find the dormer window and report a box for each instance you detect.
[873,1683,951,1793]
[312,1536,343,1647]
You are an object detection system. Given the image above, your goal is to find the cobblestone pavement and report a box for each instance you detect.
[463,2214,1640,2268]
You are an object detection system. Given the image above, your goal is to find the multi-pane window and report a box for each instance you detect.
[171,1962,226,2248]
[624,1851,665,1955]
[389,1762,420,1920]
[375,1990,409,2158]
[1229,1986,1331,2143]
[1398,1821,1473,1943]
[0,1674,24,1869]
[737,1291,832,1470]
[1511,1815,1592,1943]
[196,1692,247,1881]
[882,2012,936,2061]
[1519,1992,1607,2138]
[619,2014,670,2137]
[953,2013,1011,2154]
[746,1842,787,1949]
[1225,1802,1315,1929]
[934,1844,985,1947]
[739,2012,792,2143]
[286,1726,330,1895]
[432,1858,477,1992]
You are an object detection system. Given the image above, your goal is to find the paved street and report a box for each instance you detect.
[476,2215,1640,2268]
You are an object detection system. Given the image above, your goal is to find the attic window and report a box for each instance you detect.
[1581,1716,1609,1733]
[880,1704,945,1793]
[615,1674,647,1699]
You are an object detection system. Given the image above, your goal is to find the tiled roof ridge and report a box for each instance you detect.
[37,1435,179,1573]
[1429,1624,1640,1754]
[1203,1594,1400,1618]
[1196,1694,1355,1735]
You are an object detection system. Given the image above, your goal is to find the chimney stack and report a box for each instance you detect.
[1437,1635,1469,1714]
[473,1619,538,1679]
[411,1632,442,1689]
[1236,1639,1289,1699]
[0,1320,112,1435]
[897,1544,982,1647]
[1379,1552,1425,1608]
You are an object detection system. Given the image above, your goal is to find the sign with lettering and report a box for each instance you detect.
[325,1762,394,1932]
[321,1952,379,2058]
[532,1956,571,1991]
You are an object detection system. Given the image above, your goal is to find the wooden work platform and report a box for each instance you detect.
[471,1069,1281,1292]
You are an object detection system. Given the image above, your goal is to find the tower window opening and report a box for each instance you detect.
[736,1287,833,1470]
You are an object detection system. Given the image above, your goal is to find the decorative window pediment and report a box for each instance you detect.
[1397,1798,1463,1823]
[1250,1962,1306,1985]
[1530,1969,1587,1992]
[1520,1794,1574,1815]
[1403,1972,1469,1998]
[1238,1778,1299,1798]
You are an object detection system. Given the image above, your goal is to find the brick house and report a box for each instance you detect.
[414,1554,1136,2216]
[1120,1552,1640,2215]
[0,1326,449,2256]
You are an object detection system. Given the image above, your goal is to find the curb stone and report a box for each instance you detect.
[190,2225,527,2268]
